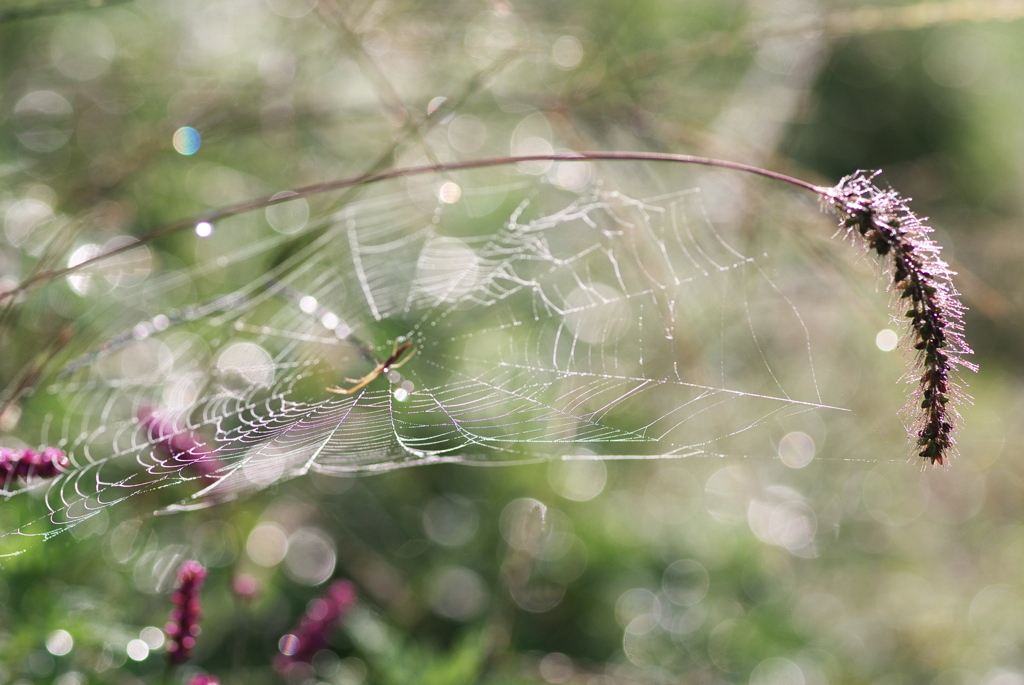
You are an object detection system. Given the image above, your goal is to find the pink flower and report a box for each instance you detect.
[166,560,208,664]
[232,573,261,601]
[138,407,222,481]
[186,675,220,685]
[0,447,69,484]
[275,580,357,670]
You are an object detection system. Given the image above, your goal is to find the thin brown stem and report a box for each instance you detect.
[0,151,822,302]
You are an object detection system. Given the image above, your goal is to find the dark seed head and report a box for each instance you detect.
[824,171,975,466]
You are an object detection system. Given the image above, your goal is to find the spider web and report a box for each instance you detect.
[1,168,852,554]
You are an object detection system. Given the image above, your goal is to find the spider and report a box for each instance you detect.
[326,341,416,395]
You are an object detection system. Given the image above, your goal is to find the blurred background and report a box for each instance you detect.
[1,0,1024,683]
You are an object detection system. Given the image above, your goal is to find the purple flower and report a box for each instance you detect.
[138,407,222,481]
[0,447,69,485]
[232,573,260,601]
[186,675,220,685]
[166,560,208,665]
[0,449,17,483]
[275,580,357,671]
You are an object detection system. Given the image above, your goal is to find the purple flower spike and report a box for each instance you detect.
[166,560,208,665]
[275,580,357,671]
[19,447,70,479]
[139,407,222,481]
[0,449,16,482]
[186,675,220,685]
[0,446,69,485]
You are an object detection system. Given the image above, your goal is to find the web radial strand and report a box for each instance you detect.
[1,172,852,551]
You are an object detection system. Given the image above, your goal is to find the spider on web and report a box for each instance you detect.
[326,341,417,395]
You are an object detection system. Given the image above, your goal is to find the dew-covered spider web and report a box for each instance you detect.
[1,165,886,555]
